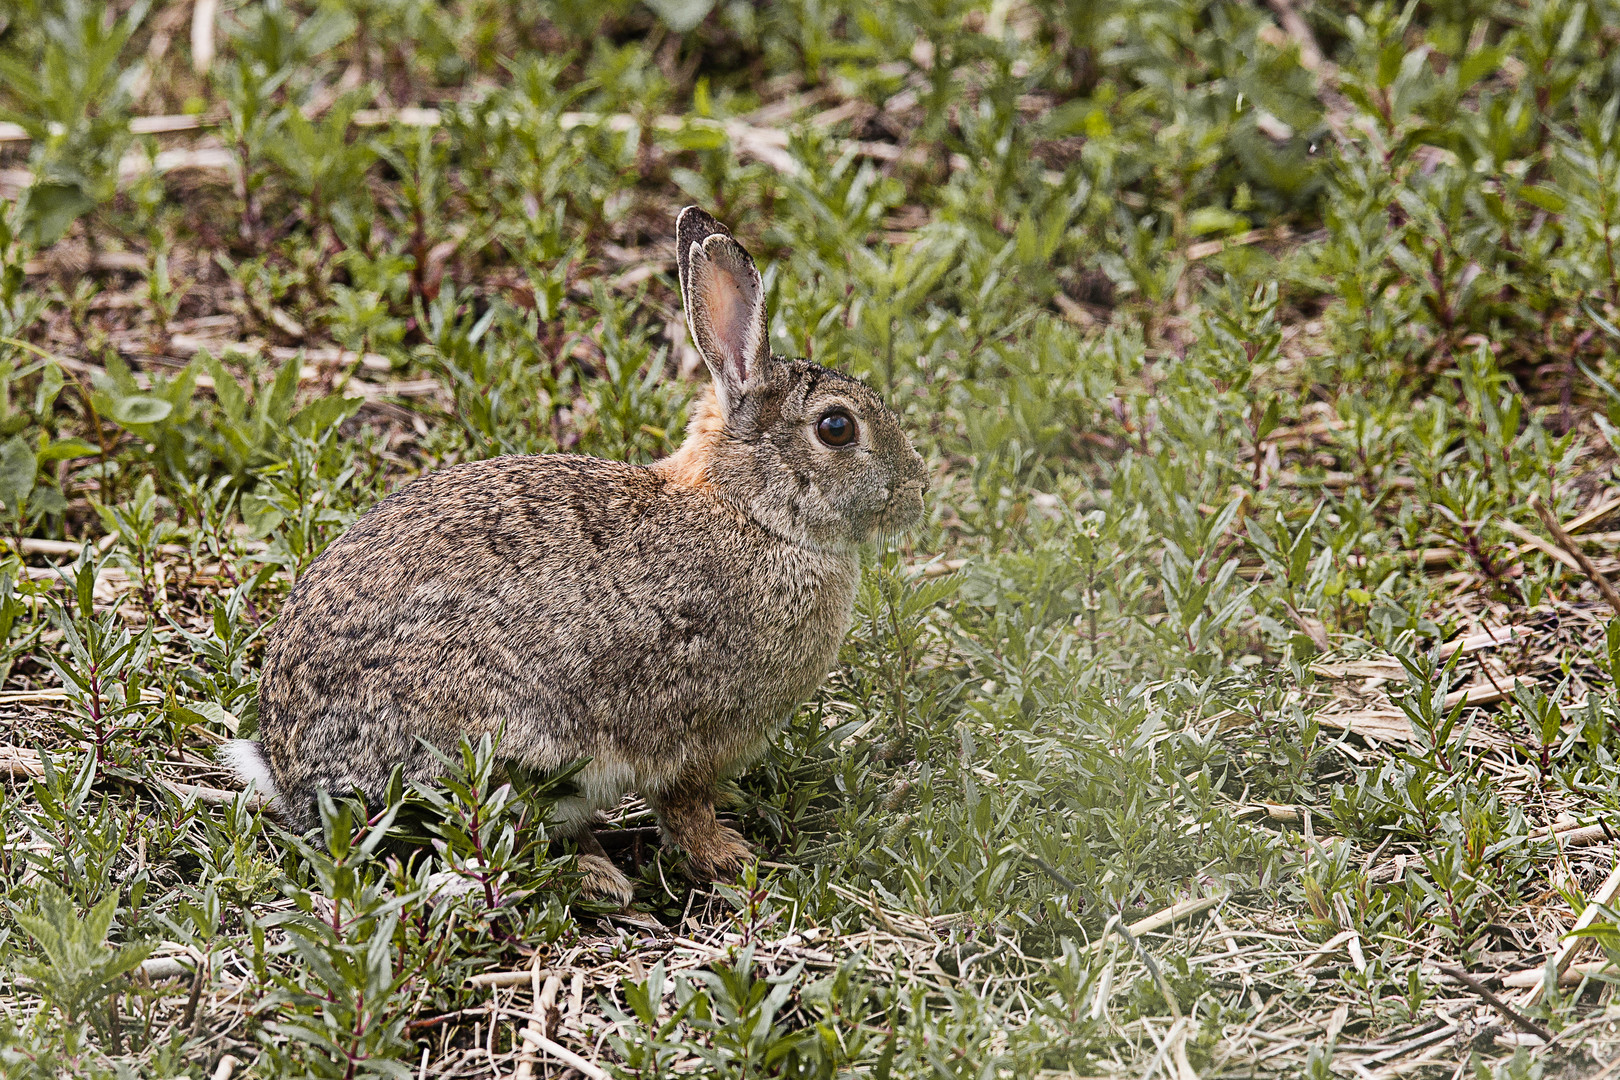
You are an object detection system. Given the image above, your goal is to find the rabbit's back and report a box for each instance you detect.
[258,454,858,820]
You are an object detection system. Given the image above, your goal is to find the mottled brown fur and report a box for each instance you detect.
[235,208,926,903]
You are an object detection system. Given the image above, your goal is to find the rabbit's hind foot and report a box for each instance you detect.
[578,854,635,907]
[566,824,635,907]
[653,788,753,882]
[686,823,752,881]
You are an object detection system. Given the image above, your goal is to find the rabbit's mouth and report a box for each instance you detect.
[875,480,926,533]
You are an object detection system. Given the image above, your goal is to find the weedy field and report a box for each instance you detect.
[9,0,1620,1077]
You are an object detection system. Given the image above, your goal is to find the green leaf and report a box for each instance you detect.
[202,351,247,421]
[1255,396,1282,441]
[98,351,142,396]
[27,484,67,516]
[296,4,357,56]
[1569,921,1620,950]
[666,120,729,152]
[1607,618,1620,684]
[1040,98,1108,139]
[290,394,364,438]
[1453,44,1507,91]
[0,435,36,517]
[107,394,173,428]
[175,700,241,735]
[1520,184,1567,213]
[75,558,96,619]
[34,361,63,415]
[19,182,96,248]
[36,437,99,463]
[264,357,302,426]
[1187,206,1248,236]
[240,491,284,538]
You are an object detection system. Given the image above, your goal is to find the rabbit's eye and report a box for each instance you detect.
[817,410,858,447]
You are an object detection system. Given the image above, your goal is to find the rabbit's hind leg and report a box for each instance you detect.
[554,799,634,907]
[649,783,752,882]
[575,829,635,907]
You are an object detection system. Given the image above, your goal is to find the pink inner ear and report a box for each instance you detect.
[705,265,753,384]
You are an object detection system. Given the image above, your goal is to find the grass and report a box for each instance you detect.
[4,0,1620,1075]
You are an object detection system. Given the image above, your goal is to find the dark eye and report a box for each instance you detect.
[817,410,858,447]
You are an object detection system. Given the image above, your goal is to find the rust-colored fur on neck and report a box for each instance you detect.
[655,386,723,490]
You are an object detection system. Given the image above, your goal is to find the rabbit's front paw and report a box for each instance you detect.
[683,824,753,882]
[579,853,635,908]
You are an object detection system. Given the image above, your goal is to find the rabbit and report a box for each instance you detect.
[220,207,927,906]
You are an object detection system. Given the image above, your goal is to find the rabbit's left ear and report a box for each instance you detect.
[677,206,767,417]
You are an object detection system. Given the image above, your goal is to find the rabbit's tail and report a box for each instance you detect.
[219,739,281,807]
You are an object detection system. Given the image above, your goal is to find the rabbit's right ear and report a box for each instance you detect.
[677,207,768,417]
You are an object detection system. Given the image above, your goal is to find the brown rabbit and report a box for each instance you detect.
[221,207,927,904]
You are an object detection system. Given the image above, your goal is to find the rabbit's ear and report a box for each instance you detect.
[677,207,767,416]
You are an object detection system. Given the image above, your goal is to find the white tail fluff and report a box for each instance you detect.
[219,739,281,807]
